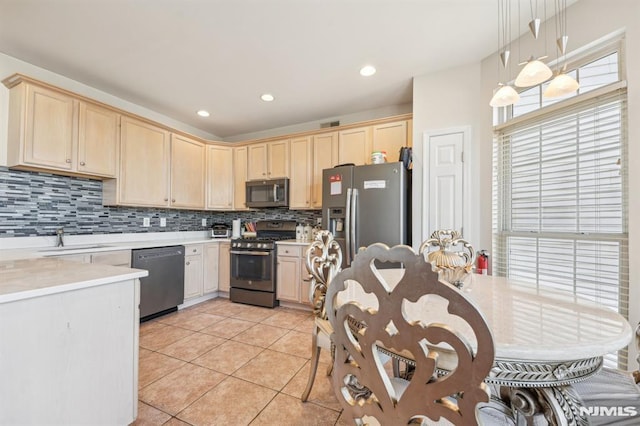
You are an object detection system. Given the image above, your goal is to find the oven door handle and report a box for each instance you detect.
[230,250,271,256]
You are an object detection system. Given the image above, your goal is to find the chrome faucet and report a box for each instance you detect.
[56,228,64,247]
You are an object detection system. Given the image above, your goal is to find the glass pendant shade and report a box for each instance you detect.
[515,59,553,87]
[490,85,520,107]
[543,73,579,98]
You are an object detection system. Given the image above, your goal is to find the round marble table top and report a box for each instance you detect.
[338,271,632,363]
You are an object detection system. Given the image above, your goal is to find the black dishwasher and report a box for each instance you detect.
[132,246,185,321]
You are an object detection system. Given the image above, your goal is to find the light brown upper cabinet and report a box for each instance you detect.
[289,136,312,209]
[4,77,118,178]
[371,120,408,162]
[233,146,249,210]
[312,132,338,209]
[206,145,234,210]
[338,126,371,166]
[247,139,290,180]
[104,116,170,207]
[170,134,205,209]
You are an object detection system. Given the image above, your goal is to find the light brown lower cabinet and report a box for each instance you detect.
[183,244,205,300]
[276,244,311,305]
[219,242,231,293]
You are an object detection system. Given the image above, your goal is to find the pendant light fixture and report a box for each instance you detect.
[544,0,579,98]
[490,0,520,107]
[515,0,552,87]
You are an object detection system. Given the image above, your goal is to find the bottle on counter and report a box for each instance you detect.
[303,223,312,242]
[296,223,304,241]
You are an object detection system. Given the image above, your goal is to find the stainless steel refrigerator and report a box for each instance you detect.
[322,162,411,267]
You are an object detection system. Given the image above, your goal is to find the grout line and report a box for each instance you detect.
[139,297,339,425]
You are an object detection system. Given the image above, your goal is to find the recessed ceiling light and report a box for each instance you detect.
[261,93,275,102]
[196,110,210,117]
[360,65,376,77]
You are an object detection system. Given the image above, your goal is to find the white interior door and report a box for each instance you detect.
[425,129,466,237]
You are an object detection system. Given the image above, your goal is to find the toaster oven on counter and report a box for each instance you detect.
[210,224,231,238]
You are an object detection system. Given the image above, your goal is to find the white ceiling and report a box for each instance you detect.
[0,0,505,139]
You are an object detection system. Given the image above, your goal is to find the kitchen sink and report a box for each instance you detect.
[38,244,111,252]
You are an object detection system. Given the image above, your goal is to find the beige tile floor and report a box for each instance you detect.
[132,298,352,426]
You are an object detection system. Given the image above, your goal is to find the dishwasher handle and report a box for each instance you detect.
[133,246,184,261]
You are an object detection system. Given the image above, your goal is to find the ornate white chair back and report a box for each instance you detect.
[306,230,342,319]
[325,243,495,425]
[419,229,476,288]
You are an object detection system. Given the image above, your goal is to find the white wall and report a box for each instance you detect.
[412,63,484,250]
[0,52,220,166]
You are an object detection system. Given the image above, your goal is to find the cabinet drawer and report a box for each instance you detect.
[91,250,131,267]
[277,245,303,257]
[184,244,203,255]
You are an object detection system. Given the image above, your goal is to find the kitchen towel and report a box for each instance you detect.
[232,219,242,238]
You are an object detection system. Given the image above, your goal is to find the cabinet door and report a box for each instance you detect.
[312,132,338,208]
[119,117,170,206]
[277,256,300,302]
[407,119,413,148]
[184,253,204,300]
[247,143,268,180]
[372,121,408,162]
[170,134,205,209]
[338,126,371,166]
[218,243,231,293]
[233,146,248,210]
[268,139,290,178]
[206,145,234,210]
[300,260,312,305]
[78,102,119,177]
[203,243,220,294]
[289,136,312,209]
[23,84,76,171]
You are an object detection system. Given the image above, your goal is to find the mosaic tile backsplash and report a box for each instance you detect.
[0,167,321,238]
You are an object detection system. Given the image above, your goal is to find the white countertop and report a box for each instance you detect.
[0,231,228,303]
[0,231,231,261]
[0,257,148,304]
[276,239,312,246]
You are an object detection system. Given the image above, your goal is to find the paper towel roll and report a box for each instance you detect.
[232,219,242,238]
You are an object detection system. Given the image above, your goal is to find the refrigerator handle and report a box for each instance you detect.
[345,188,352,266]
[350,188,358,261]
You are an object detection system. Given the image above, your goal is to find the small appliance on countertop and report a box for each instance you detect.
[210,223,231,238]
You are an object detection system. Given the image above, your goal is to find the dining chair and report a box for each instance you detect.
[324,242,499,425]
[300,230,342,402]
[419,229,476,288]
[571,324,640,426]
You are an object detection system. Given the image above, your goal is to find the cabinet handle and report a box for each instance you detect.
[79,161,85,166]
[192,249,197,253]
[186,261,190,265]
[172,199,176,202]
[66,159,71,163]
[164,198,169,202]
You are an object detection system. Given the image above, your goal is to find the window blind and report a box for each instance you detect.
[493,88,629,368]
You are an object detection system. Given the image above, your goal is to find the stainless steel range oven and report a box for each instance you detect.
[230,220,297,308]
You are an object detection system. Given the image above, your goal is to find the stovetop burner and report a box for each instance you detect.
[231,220,297,250]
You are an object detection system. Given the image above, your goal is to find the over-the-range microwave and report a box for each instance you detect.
[245,178,289,208]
